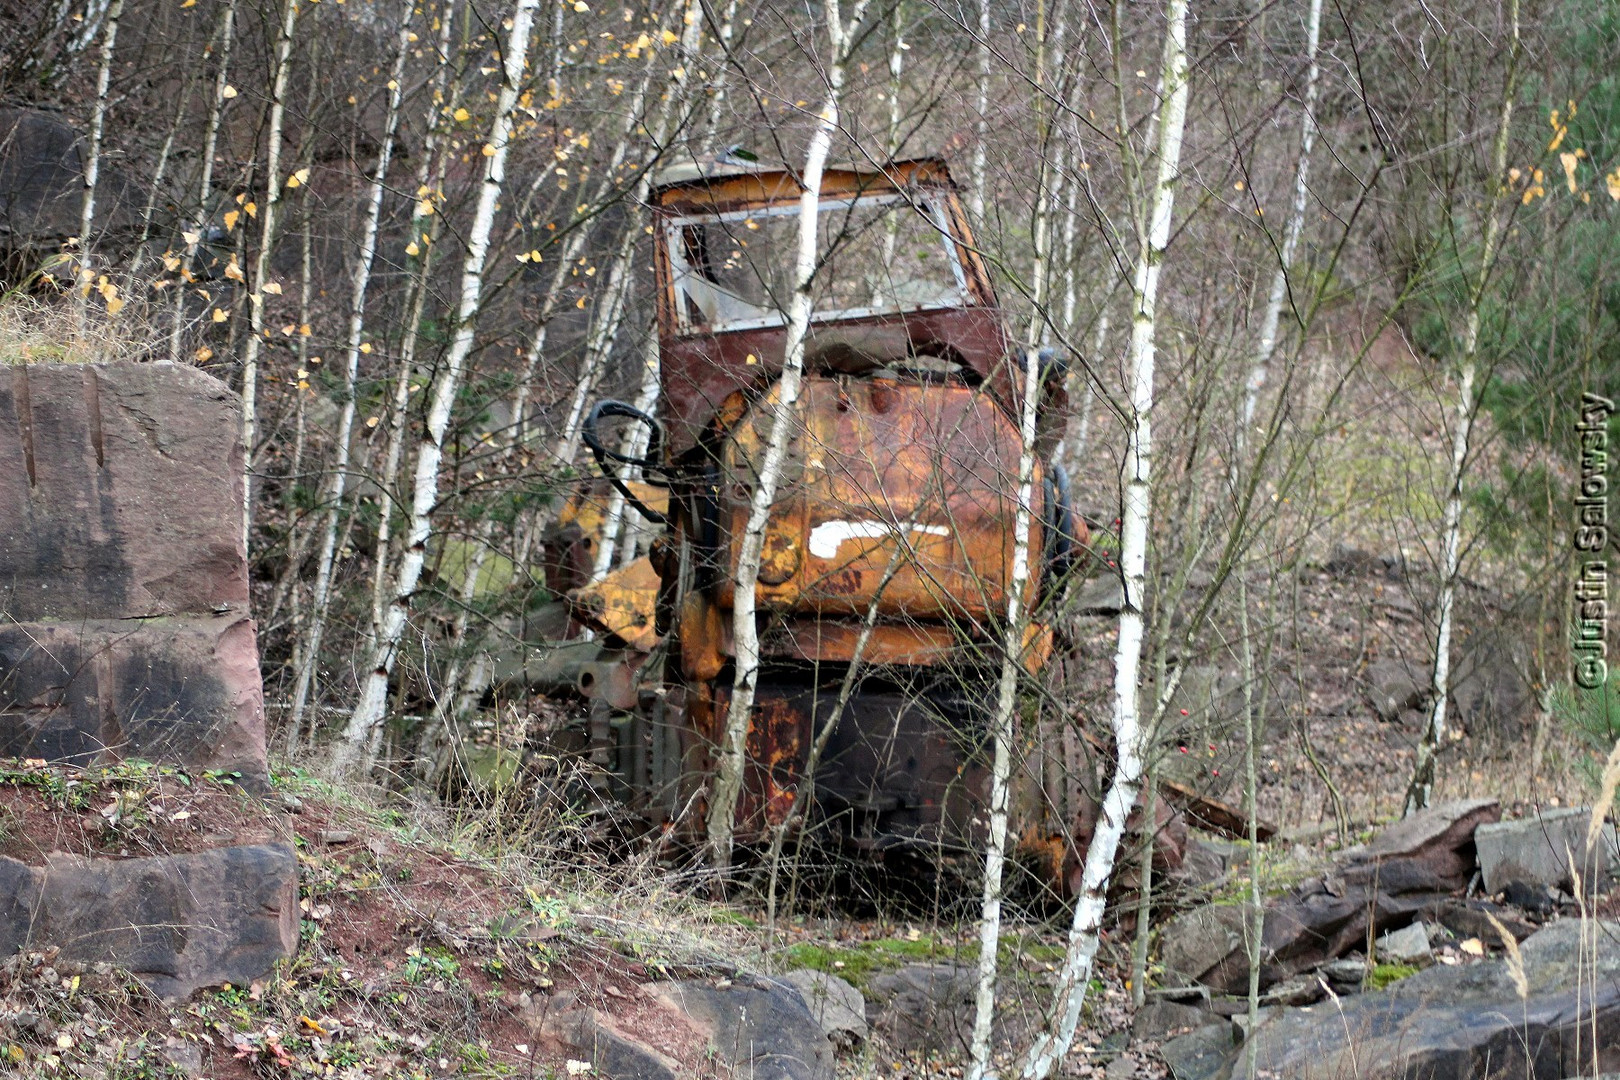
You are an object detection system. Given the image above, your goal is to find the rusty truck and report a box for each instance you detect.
[527,156,1102,889]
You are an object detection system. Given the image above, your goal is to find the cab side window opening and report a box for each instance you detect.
[666,192,971,334]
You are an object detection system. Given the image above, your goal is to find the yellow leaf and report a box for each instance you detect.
[1560,151,1580,193]
[417,199,435,217]
[223,257,245,282]
[1460,938,1485,957]
[1607,170,1620,201]
[406,241,421,257]
[162,253,181,271]
[454,107,471,122]
[262,281,283,295]
[281,324,297,335]
[482,144,497,157]
[576,296,587,308]
[181,0,197,6]
[223,210,240,231]
[182,230,201,246]
[212,308,229,322]
[194,346,214,364]
[244,201,258,218]
[288,167,310,188]
[366,416,380,428]
[573,1,588,10]
[105,296,125,316]
[299,323,312,336]
[221,84,238,99]
[359,342,373,354]
[661,28,678,44]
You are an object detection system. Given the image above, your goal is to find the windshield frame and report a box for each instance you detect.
[662,191,973,336]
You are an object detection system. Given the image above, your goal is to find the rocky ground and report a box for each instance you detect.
[2,755,1614,1080]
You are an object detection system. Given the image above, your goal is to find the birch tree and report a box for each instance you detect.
[169,0,238,364]
[967,348,1043,1080]
[334,0,543,778]
[240,0,301,546]
[703,0,873,874]
[1240,0,1322,432]
[1023,0,1190,1074]
[1405,0,1521,815]
[72,0,124,328]
[286,0,415,748]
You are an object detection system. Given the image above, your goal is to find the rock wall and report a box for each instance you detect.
[0,361,266,783]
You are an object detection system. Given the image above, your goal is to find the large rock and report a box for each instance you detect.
[0,844,298,1001]
[868,962,978,1054]
[0,362,264,784]
[1172,800,1499,993]
[0,362,248,620]
[1229,919,1620,1079]
[0,615,266,780]
[0,107,140,250]
[1476,807,1619,894]
[779,969,868,1047]
[648,977,833,1080]
[1363,657,1423,722]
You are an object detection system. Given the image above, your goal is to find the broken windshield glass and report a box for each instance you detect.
[666,193,970,334]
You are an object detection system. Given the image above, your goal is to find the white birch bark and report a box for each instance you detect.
[968,0,991,223]
[365,0,460,645]
[286,0,414,747]
[704,0,872,873]
[548,1,703,476]
[240,0,301,548]
[968,348,1043,1080]
[72,0,123,327]
[335,0,542,778]
[1022,0,1189,1073]
[698,0,741,152]
[1240,0,1322,431]
[1405,0,1520,815]
[170,0,238,364]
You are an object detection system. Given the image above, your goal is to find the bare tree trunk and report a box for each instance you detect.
[73,0,124,328]
[1022,0,1189,1073]
[968,348,1043,1080]
[968,0,990,223]
[335,0,542,778]
[704,0,872,874]
[287,0,414,749]
[240,0,301,549]
[1405,0,1520,815]
[170,0,238,364]
[1241,0,1322,431]
[367,0,462,646]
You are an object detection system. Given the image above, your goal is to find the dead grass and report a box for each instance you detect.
[0,292,159,366]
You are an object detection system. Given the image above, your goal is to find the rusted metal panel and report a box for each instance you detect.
[650,158,1015,458]
[760,621,959,665]
[569,555,663,652]
[712,374,1044,625]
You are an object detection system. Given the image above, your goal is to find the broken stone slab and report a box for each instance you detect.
[1227,919,1620,1079]
[0,614,267,785]
[779,969,867,1048]
[866,962,991,1054]
[1362,657,1423,722]
[1172,800,1500,994]
[648,976,833,1080]
[1132,1000,1225,1044]
[539,1002,685,1080]
[0,844,298,1001]
[1476,807,1619,894]
[0,361,248,621]
[1159,1023,1236,1080]
[1374,921,1432,965]
[0,108,142,249]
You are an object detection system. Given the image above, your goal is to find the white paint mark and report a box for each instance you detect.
[807,519,948,559]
